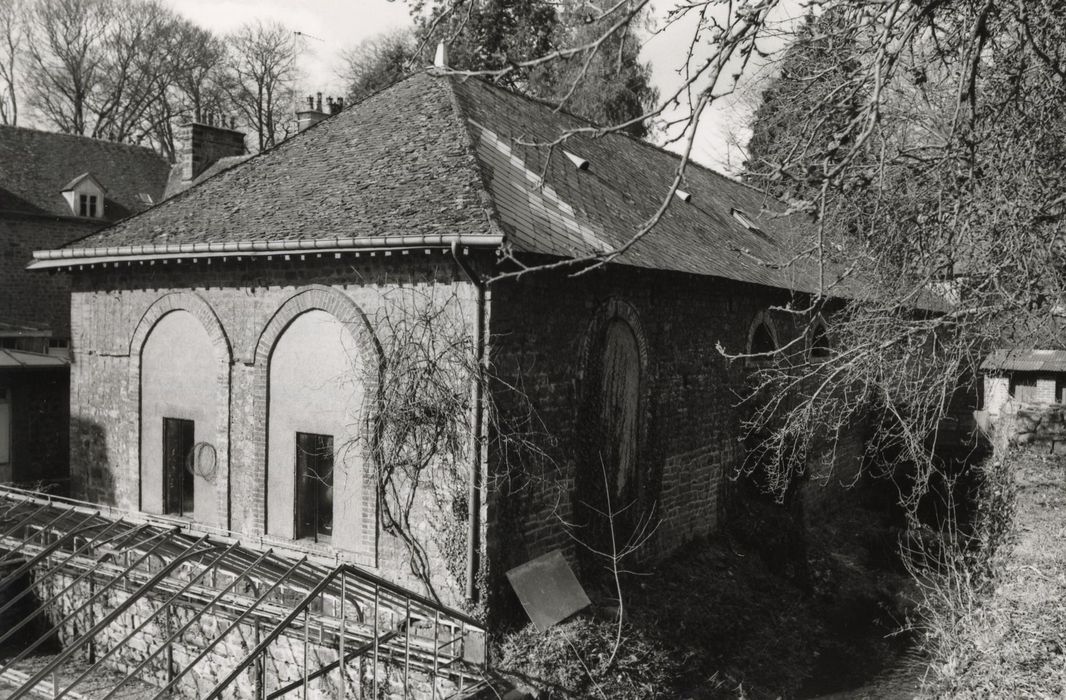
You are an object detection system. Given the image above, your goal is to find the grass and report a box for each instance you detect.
[916,448,1066,696]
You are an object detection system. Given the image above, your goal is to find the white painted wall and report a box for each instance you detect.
[266,310,366,550]
[140,310,220,525]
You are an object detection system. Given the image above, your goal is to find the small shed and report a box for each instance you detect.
[981,349,1066,415]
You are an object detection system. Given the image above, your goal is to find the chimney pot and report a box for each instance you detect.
[307,96,314,110]
[316,92,323,112]
[434,41,448,68]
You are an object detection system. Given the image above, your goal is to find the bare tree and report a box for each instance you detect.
[22,0,203,144]
[226,20,298,151]
[146,20,230,161]
[0,0,25,125]
[413,0,1066,510]
[23,0,112,135]
[339,29,418,103]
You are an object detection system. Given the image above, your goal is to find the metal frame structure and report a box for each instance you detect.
[0,486,486,699]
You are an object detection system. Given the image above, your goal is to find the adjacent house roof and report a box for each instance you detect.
[0,126,169,221]
[29,72,859,297]
[982,349,1066,373]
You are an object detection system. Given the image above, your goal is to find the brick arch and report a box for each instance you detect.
[252,285,379,370]
[747,309,780,356]
[247,286,381,558]
[128,292,231,362]
[577,297,650,381]
[127,292,232,528]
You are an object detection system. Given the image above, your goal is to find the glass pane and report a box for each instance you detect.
[163,417,194,516]
[295,432,334,541]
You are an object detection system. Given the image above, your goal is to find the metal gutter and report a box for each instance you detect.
[27,233,505,270]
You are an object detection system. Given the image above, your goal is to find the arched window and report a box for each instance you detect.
[266,310,366,549]
[809,318,831,360]
[747,312,779,361]
[140,310,219,523]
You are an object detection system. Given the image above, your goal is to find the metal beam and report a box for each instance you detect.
[0,526,177,670]
[6,534,212,700]
[152,556,308,700]
[55,539,241,699]
[100,548,276,700]
[201,561,340,699]
[0,518,125,620]
[266,630,401,699]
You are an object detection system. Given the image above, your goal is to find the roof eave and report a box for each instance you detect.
[26,233,505,271]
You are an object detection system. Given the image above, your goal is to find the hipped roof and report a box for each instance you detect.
[32,72,861,297]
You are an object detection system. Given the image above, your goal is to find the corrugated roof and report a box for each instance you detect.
[0,126,169,220]
[41,72,861,296]
[0,349,68,368]
[981,349,1066,373]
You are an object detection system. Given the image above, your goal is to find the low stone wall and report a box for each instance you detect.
[977,402,1066,455]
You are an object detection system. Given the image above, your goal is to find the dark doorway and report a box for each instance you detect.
[162,417,194,516]
[295,432,334,542]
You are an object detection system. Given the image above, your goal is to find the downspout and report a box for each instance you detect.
[451,240,486,604]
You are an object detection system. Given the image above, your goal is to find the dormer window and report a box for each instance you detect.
[61,172,107,219]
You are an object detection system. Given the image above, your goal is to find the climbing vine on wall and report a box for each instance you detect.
[361,283,558,605]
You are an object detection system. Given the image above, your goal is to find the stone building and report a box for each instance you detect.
[30,71,858,622]
[0,126,169,486]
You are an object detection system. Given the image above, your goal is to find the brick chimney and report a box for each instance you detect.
[297,93,329,133]
[178,117,247,182]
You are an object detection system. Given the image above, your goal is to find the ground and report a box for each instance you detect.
[925,448,1066,696]
[493,476,922,699]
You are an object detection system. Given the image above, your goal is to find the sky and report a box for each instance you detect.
[162,0,801,173]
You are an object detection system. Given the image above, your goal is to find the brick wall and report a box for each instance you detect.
[483,264,812,618]
[177,122,246,181]
[0,214,98,337]
[69,254,481,608]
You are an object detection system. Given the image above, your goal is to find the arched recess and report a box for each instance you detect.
[576,298,652,556]
[129,293,231,528]
[747,310,779,357]
[252,287,380,559]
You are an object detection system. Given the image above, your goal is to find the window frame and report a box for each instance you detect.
[162,417,195,517]
[294,432,334,543]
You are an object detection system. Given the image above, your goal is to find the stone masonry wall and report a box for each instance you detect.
[69,254,482,608]
[484,264,826,617]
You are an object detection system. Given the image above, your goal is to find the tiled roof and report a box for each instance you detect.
[46,72,857,296]
[449,77,853,295]
[0,126,169,221]
[70,75,494,250]
[982,349,1066,373]
[161,155,252,200]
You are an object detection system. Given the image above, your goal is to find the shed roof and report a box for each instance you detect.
[0,126,169,220]
[0,348,68,368]
[981,349,1066,373]
[31,72,861,297]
